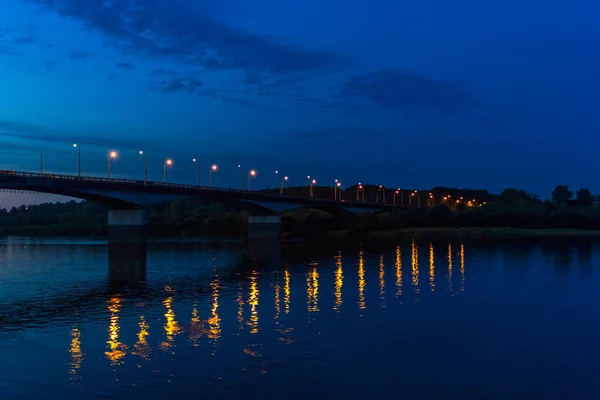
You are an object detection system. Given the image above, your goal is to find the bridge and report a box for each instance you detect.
[0,169,404,285]
[0,169,399,240]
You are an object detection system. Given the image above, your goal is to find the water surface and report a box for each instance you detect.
[1,237,599,399]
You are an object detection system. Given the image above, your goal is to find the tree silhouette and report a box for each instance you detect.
[576,188,594,206]
[552,185,573,204]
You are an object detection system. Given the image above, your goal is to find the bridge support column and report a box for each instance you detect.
[247,215,282,267]
[247,215,282,240]
[107,209,148,289]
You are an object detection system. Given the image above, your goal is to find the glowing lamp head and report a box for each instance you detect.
[139,150,144,155]
[73,144,77,148]
[109,151,117,159]
[337,182,341,187]
[211,164,218,171]
[165,159,173,166]
[250,170,256,176]
[312,179,316,184]
[192,158,196,162]
[275,170,279,174]
[284,176,288,181]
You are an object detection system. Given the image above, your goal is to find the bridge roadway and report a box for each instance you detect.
[0,169,396,214]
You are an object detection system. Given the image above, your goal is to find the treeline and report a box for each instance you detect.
[0,199,248,237]
[0,184,598,238]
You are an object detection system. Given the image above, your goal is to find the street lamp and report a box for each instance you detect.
[309,178,316,199]
[73,144,81,177]
[164,159,173,182]
[107,151,117,178]
[394,189,399,205]
[209,164,218,187]
[238,164,244,190]
[280,175,288,195]
[334,181,342,201]
[376,185,385,204]
[140,151,147,182]
[40,147,48,174]
[192,158,200,187]
[248,169,256,191]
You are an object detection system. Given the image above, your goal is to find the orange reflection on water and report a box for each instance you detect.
[69,325,83,379]
[105,297,127,365]
[284,269,291,314]
[334,252,343,311]
[274,284,281,323]
[448,243,453,291]
[460,242,465,291]
[208,279,221,343]
[307,261,320,312]
[395,245,403,296]
[429,243,435,292]
[247,270,260,334]
[358,250,366,310]
[132,315,151,358]
[379,254,385,308]
[160,295,181,352]
[411,240,420,293]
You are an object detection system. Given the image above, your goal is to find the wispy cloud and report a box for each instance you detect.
[69,50,87,59]
[147,68,177,77]
[26,0,347,76]
[339,69,474,112]
[149,77,204,94]
[116,62,136,69]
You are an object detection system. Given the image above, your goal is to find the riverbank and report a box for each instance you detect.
[323,227,600,240]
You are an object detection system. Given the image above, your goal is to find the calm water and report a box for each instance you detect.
[1,237,600,399]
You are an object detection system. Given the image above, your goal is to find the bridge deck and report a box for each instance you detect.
[0,170,407,211]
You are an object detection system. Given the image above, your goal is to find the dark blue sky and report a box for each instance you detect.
[1,0,599,206]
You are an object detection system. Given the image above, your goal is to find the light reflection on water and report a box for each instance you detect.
[2,237,600,399]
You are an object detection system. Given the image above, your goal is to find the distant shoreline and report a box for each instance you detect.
[322,227,600,240]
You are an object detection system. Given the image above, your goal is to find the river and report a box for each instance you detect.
[1,237,600,399]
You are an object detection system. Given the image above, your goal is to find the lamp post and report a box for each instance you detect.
[356,183,361,202]
[209,164,218,187]
[140,151,147,183]
[429,193,434,207]
[377,185,385,204]
[248,169,256,191]
[410,192,415,206]
[280,175,288,195]
[309,179,316,199]
[192,158,200,187]
[164,159,173,182]
[335,181,341,201]
[394,189,399,205]
[40,147,47,174]
[72,144,81,177]
[238,164,244,190]
[107,151,117,178]
[416,190,420,207]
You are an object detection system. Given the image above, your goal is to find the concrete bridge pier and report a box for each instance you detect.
[246,214,283,267]
[107,209,148,289]
[247,215,282,240]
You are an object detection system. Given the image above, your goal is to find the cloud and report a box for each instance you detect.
[26,0,346,75]
[339,69,474,112]
[11,35,35,44]
[116,62,135,69]
[148,68,177,77]
[0,120,157,151]
[43,61,57,71]
[68,50,87,59]
[150,77,203,94]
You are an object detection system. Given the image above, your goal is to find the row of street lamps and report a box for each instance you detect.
[38,147,478,205]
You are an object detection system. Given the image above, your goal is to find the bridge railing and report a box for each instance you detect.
[0,170,393,207]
